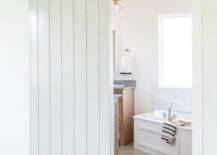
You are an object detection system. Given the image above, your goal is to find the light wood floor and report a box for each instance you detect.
[119,144,149,155]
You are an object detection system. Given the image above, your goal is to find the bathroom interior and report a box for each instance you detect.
[112,0,193,155]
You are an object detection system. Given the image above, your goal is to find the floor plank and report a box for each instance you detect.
[119,144,149,155]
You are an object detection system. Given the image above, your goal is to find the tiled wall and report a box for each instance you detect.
[152,89,192,113]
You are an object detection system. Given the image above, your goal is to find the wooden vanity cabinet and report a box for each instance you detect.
[114,87,134,146]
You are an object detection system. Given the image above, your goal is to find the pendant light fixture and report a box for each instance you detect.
[112,0,121,14]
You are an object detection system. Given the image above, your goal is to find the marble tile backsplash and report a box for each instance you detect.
[152,89,192,113]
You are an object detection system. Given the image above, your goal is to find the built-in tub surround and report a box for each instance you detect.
[134,110,192,155]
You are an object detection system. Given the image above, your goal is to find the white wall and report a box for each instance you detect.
[30,0,111,155]
[192,0,203,154]
[115,0,191,113]
[200,0,217,154]
[0,1,29,155]
[192,0,217,154]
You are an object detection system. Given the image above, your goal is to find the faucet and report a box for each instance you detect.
[168,101,183,121]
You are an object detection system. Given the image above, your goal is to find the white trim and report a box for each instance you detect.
[158,13,192,18]
[192,0,203,154]
[109,2,114,155]
[155,87,192,90]
[30,0,39,154]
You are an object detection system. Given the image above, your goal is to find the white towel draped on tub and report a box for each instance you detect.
[161,122,177,144]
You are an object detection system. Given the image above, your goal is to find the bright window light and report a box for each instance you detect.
[158,13,192,88]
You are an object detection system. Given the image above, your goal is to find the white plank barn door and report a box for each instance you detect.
[30,0,112,154]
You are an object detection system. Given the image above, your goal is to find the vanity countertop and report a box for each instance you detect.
[114,79,136,88]
[113,84,125,89]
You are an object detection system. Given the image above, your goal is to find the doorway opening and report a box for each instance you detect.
[110,0,202,154]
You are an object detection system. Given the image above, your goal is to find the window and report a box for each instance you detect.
[158,13,192,88]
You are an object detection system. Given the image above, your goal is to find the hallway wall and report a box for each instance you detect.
[0,1,29,155]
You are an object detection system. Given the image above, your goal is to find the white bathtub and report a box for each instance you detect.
[137,110,192,129]
[134,110,192,155]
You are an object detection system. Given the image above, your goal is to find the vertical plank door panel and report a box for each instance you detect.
[74,0,87,154]
[62,0,75,154]
[50,0,63,154]
[38,0,50,154]
[87,0,100,154]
